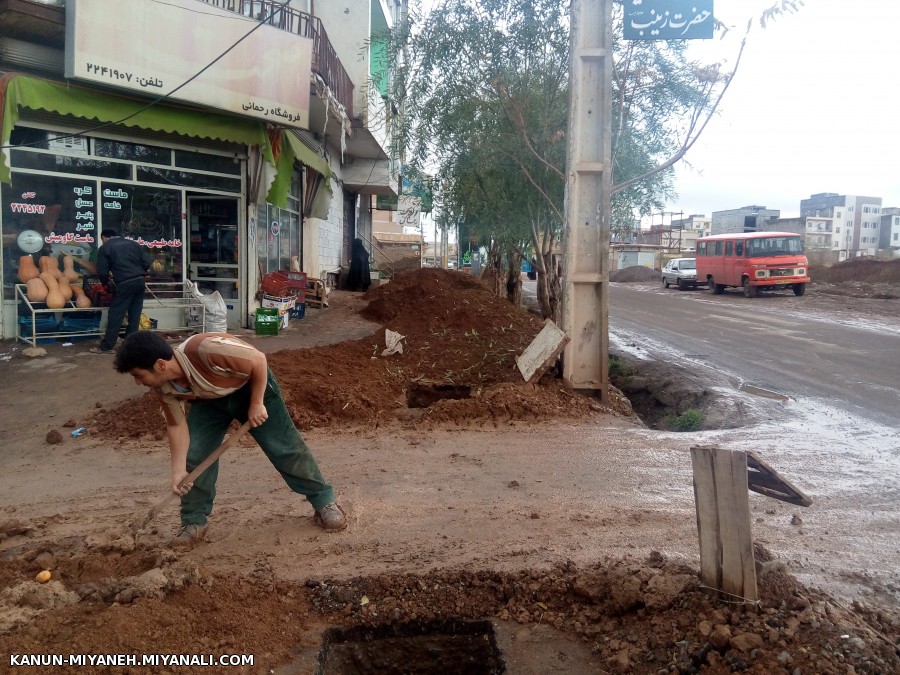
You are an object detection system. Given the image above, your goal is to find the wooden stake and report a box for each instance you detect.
[691,445,758,603]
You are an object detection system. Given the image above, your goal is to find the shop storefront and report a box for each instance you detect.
[0,74,329,341]
[1,118,247,336]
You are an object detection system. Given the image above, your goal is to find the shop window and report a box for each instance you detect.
[94,139,172,165]
[256,168,303,275]
[2,174,98,299]
[136,166,241,192]
[100,184,184,283]
[174,150,241,176]
[11,149,131,180]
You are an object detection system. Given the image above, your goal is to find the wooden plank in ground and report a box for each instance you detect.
[516,320,570,383]
[691,445,758,603]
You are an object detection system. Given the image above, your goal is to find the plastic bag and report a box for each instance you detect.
[381,329,405,356]
[186,282,228,333]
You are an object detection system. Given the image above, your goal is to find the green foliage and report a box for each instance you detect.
[665,408,705,432]
[608,354,636,384]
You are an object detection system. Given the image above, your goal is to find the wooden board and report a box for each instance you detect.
[516,320,569,383]
[747,452,812,507]
[691,445,758,603]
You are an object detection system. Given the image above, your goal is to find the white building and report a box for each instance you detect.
[800,193,883,259]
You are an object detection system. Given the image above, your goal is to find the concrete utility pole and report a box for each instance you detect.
[561,0,613,402]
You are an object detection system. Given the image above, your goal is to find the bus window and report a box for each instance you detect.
[735,240,744,256]
[725,241,733,256]
[714,241,723,255]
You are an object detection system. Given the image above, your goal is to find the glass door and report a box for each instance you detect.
[187,196,240,328]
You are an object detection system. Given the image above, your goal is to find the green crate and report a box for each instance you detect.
[254,307,280,336]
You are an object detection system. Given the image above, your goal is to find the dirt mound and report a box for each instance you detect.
[610,265,659,282]
[1,544,897,674]
[86,269,620,439]
[810,258,900,284]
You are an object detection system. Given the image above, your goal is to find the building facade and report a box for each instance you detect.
[878,207,900,255]
[710,206,780,235]
[0,0,399,339]
[800,193,883,259]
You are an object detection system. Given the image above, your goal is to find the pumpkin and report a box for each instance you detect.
[40,272,65,309]
[26,277,49,302]
[39,256,57,275]
[18,256,40,283]
[71,286,92,308]
[58,280,73,302]
[61,255,79,283]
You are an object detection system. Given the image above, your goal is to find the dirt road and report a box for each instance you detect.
[0,272,897,673]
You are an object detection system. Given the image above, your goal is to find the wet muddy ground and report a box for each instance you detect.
[1,267,898,673]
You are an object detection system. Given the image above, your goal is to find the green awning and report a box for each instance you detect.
[266,129,333,210]
[1,73,276,186]
[283,131,333,178]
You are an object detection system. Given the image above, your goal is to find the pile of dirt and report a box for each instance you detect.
[85,269,618,440]
[610,266,659,282]
[1,540,897,674]
[810,258,900,299]
[810,258,900,284]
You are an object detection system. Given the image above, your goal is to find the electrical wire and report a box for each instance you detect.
[1,0,294,151]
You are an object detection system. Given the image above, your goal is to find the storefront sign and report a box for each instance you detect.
[65,0,312,128]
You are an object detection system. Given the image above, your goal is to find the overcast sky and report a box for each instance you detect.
[661,0,900,221]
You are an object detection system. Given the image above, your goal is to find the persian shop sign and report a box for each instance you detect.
[623,0,714,40]
[65,0,312,128]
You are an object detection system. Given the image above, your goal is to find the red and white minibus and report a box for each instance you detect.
[695,232,810,298]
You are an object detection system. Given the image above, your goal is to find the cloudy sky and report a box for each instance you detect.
[662,0,900,220]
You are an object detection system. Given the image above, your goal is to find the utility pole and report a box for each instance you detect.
[561,0,613,402]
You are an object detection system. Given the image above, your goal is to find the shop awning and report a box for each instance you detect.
[0,73,283,193]
[283,131,333,179]
[265,128,333,214]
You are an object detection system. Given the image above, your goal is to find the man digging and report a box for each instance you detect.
[113,331,346,548]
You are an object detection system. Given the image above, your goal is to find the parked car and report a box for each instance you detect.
[661,257,701,289]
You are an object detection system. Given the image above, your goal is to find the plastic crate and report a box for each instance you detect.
[60,311,102,333]
[254,308,280,336]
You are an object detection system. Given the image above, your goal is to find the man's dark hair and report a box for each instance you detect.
[100,229,118,238]
[114,331,175,373]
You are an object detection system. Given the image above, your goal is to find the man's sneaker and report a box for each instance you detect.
[169,523,207,549]
[89,346,115,354]
[314,503,347,531]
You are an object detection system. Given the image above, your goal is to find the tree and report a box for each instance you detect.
[391,0,803,318]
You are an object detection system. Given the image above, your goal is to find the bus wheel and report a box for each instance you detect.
[743,279,757,298]
[793,283,806,296]
[708,277,723,295]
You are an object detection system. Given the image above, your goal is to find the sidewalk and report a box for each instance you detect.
[0,290,381,443]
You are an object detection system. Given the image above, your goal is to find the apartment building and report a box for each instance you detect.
[879,207,900,254]
[800,193,883,259]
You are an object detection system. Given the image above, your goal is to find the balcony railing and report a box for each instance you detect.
[199,0,354,118]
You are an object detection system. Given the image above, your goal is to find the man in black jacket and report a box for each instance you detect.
[90,229,151,354]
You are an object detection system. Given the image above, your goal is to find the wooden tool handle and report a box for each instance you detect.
[142,421,252,525]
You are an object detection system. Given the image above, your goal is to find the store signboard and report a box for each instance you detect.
[397,196,421,228]
[65,0,312,128]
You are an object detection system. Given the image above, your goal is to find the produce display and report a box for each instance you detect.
[19,255,95,308]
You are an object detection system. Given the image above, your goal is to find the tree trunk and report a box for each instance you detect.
[505,246,522,305]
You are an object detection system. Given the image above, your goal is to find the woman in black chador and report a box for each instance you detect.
[347,238,371,292]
